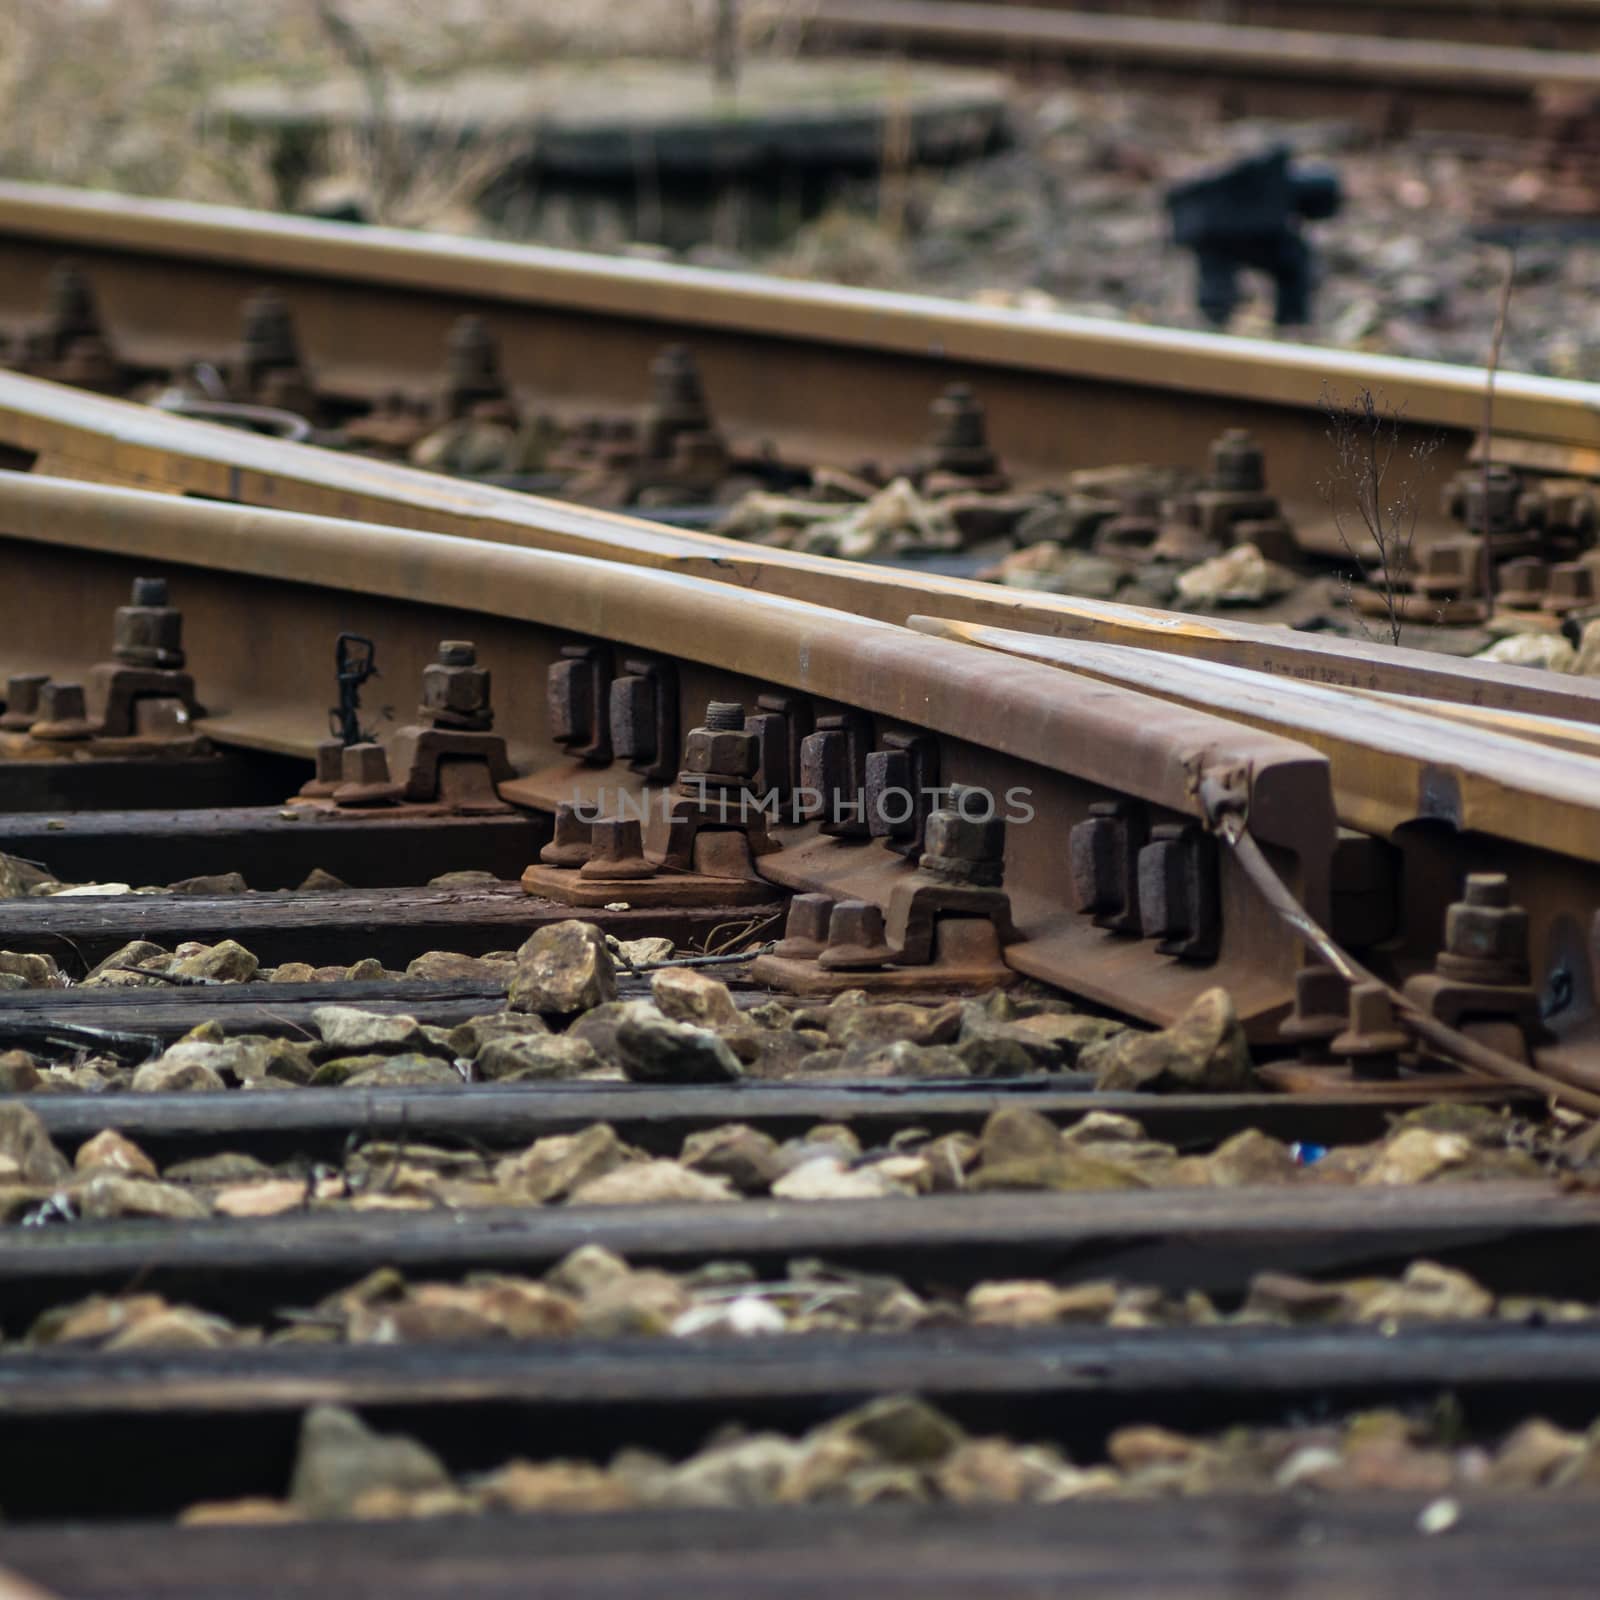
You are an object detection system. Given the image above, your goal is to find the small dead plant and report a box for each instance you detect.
[1320,384,1441,647]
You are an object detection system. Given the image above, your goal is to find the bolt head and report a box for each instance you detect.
[341,743,391,784]
[785,893,833,942]
[1462,873,1509,908]
[39,681,86,718]
[610,675,657,762]
[1069,813,1125,914]
[1293,964,1349,1021]
[313,738,343,783]
[924,808,1003,864]
[3,674,48,715]
[547,658,593,744]
[1444,900,1528,965]
[829,898,883,937]
[421,659,490,715]
[683,726,755,779]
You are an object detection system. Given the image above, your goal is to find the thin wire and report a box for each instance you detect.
[1218,814,1600,1118]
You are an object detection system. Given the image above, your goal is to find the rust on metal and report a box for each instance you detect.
[2,182,1599,516]
[3,367,1600,732]
[804,0,1600,134]
[0,471,1340,1034]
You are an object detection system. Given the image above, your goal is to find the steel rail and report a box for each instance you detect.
[0,471,1336,1029]
[809,0,1600,89]
[915,614,1600,1062]
[806,0,1600,130]
[1,183,1597,503]
[914,617,1600,856]
[965,0,1600,37]
[4,371,1600,732]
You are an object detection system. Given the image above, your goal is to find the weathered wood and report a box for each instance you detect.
[0,968,814,1052]
[5,1323,1600,1520]
[0,749,301,813]
[0,884,783,971]
[0,1183,1591,1326]
[0,806,548,888]
[0,976,515,1050]
[16,1080,1463,1166]
[5,1497,1600,1599]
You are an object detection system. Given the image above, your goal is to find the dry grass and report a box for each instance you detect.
[0,0,811,222]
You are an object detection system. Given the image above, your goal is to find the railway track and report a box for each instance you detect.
[965,0,1600,49]
[1,185,1598,628]
[804,0,1600,135]
[2,182,1596,514]
[4,194,1600,1589]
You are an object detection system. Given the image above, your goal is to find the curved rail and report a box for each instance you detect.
[1,182,1598,505]
[4,367,1600,730]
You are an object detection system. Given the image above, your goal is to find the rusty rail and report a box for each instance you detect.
[916,615,1600,1077]
[0,471,1337,1033]
[2,369,1598,729]
[804,0,1600,133]
[961,0,1600,46]
[3,182,1600,520]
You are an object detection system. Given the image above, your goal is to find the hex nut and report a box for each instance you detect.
[924,808,1003,864]
[682,726,756,779]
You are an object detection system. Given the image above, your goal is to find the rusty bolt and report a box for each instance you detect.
[240,288,301,375]
[1331,981,1408,1081]
[30,682,95,740]
[0,673,49,732]
[113,577,184,670]
[1447,463,1521,535]
[332,742,403,806]
[442,315,506,416]
[580,816,654,881]
[342,743,392,784]
[1496,556,1548,608]
[681,701,756,784]
[1137,822,1221,961]
[775,892,833,959]
[548,658,595,746]
[610,673,657,764]
[1277,964,1350,1061]
[927,382,997,478]
[703,702,745,731]
[1542,561,1597,615]
[643,344,713,459]
[816,898,894,970]
[799,725,848,822]
[539,801,594,868]
[43,261,101,351]
[865,748,914,841]
[1412,536,1485,598]
[314,739,343,780]
[1209,428,1265,493]
[1070,802,1132,917]
[1440,872,1529,981]
[297,737,346,798]
[919,788,1005,886]
[421,639,492,730]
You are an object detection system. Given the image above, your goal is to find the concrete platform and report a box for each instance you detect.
[213,58,1013,180]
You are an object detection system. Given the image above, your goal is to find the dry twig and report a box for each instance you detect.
[1320,385,1440,647]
